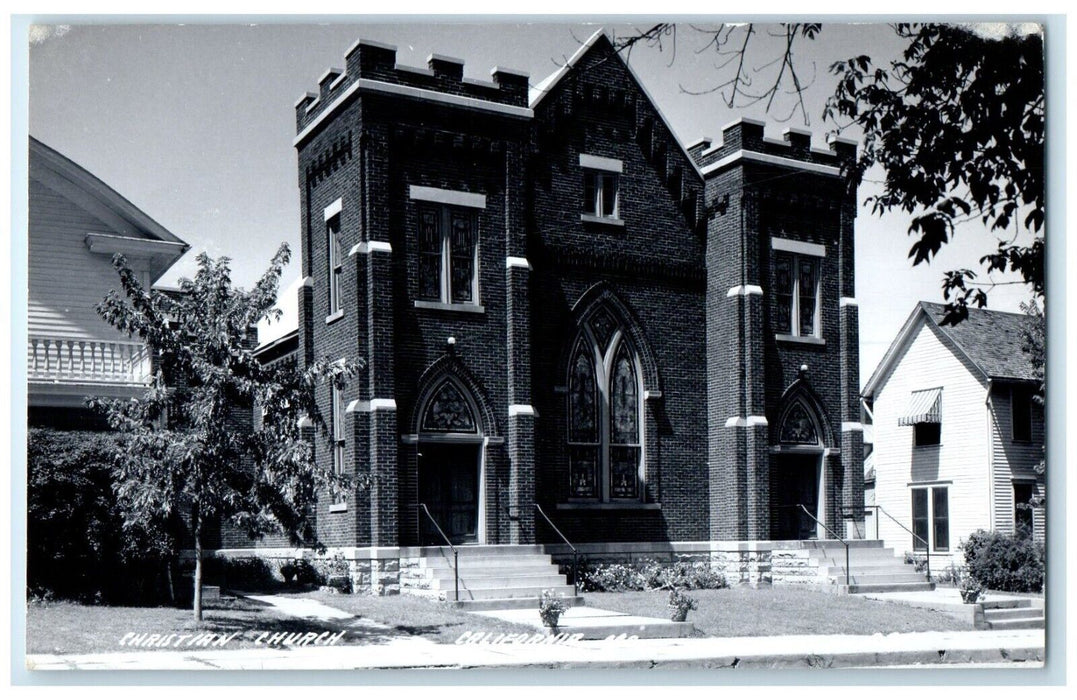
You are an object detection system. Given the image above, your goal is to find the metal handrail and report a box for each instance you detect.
[776,504,850,587]
[533,504,579,597]
[415,503,459,602]
[861,505,932,582]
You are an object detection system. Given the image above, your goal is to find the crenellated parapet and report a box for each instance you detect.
[294,38,530,143]
[693,118,857,179]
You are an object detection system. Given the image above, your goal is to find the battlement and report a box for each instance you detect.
[294,37,530,137]
[693,118,857,177]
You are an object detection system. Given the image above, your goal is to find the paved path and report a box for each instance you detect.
[26,627,1045,671]
[471,605,695,639]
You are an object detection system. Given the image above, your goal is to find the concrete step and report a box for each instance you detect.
[798,539,890,549]
[809,548,900,560]
[824,563,922,575]
[847,572,931,585]
[452,595,585,611]
[430,574,569,590]
[845,582,936,594]
[984,607,1042,621]
[414,545,548,557]
[982,598,1033,610]
[985,617,1044,630]
[448,584,578,602]
[420,556,558,569]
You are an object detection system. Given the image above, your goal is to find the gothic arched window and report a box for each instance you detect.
[422,379,478,434]
[566,311,643,501]
[779,400,820,445]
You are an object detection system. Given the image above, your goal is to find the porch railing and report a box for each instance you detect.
[28,335,151,385]
[533,503,579,597]
[415,503,459,602]
[776,504,851,587]
[860,505,931,582]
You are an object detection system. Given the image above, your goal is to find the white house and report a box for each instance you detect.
[862,302,1044,565]
[28,136,189,429]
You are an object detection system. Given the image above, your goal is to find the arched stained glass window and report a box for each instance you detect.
[779,401,819,445]
[565,309,643,502]
[422,380,477,433]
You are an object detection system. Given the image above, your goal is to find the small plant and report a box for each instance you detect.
[279,561,298,584]
[538,589,568,628]
[956,570,985,604]
[668,588,697,622]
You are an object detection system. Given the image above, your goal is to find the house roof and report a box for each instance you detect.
[863,301,1039,397]
[29,136,189,282]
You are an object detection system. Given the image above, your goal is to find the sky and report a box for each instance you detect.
[25,20,1038,386]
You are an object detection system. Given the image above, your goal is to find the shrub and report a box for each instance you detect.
[962,529,1045,593]
[578,558,728,593]
[313,553,352,593]
[27,428,178,604]
[202,555,277,590]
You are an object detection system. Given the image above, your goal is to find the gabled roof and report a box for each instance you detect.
[529,28,703,181]
[863,301,1038,397]
[29,136,189,281]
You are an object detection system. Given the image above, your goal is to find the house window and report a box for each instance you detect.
[418,205,478,305]
[914,422,941,446]
[326,214,343,315]
[1012,386,1034,443]
[566,309,642,501]
[774,251,820,337]
[583,170,619,219]
[911,486,949,552]
[330,384,345,476]
[1013,482,1034,538]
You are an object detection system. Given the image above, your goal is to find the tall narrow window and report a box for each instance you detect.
[774,251,820,338]
[327,214,343,315]
[565,310,643,502]
[416,205,478,305]
[330,384,345,476]
[911,486,949,551]
[1012,386,1034,443]
[1014,482,1034,538]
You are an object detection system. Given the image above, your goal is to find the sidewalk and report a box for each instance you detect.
[26,627,1044,671]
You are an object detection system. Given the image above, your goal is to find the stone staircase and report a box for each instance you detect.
[977,599,1045,630]
[400,544,583,610]
[800,540,935,594]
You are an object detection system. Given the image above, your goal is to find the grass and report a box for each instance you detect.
[584,587,974,637]
[283,589,538,644]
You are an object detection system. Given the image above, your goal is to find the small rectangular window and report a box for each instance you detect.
[914,422,941,446]
[1014,482,1034,538]
[327,214,343,314]
[1012,387,1034,442]
[583,171,619,218]
[774,251,820,338]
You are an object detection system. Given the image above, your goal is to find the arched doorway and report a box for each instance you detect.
[770,398,828,540]
[416,378,484,545]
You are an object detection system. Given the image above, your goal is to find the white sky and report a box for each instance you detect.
[26,21,1038,386]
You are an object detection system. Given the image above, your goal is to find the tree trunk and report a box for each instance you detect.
[193,504,203,622]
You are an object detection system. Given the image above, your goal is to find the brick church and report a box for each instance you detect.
[286,29,863,560]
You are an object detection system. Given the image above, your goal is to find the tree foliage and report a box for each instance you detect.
[824,24,1045,324]
[92,243,362,618]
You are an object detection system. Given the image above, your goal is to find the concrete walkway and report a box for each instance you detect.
[853,587,1045,617]
[471,605,696,639]
[26,627,1044,671]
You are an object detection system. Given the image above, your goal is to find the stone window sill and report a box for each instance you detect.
[580,214,625,228]
[326,310,345,325]
[775,334,824,346]
[556,502,661,511]
[328,502,347,513]
[414,300,485,314]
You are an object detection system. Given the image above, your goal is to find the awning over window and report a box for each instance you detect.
[898,388,942,426]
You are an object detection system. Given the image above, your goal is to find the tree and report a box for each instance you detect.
[93,244,362,621]
[824,24,1044,325]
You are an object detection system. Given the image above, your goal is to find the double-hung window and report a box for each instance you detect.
[774,249,821,338]
[1013,482,1035,538]
[418,205,478,305]
[580,154,622,224]
[1011,386,1034,443]
[325,198,344,318]
[911,485,949,552]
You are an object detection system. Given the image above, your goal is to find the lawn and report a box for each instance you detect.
[25,595,391,655]
[584,587,974,637]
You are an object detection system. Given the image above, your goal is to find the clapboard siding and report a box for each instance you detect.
[990,384,1046,541]
[872,319,990,564]
[28,177,152,341]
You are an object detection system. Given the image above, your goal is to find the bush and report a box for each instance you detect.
[202,555,277,590]
[27,428,179,604]
[578,557,728,593]
[961,529,1045,593]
